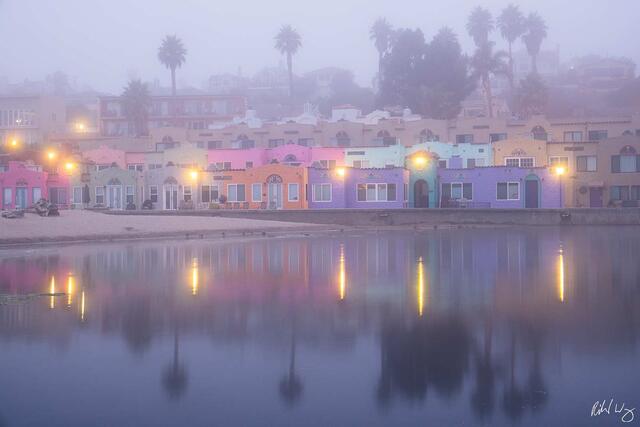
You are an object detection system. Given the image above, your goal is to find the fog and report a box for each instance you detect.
[1,0,638,93]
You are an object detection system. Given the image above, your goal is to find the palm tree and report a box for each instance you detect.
[522,13,548,74]
[274,25,302,100]
[497,4,526,89]
[158,35,187,96]
[370,18,394,84]
[470,42,509,118]
[121,79,151,137]
[466,6,494,47]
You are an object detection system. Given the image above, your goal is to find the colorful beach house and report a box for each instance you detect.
[0,161,48,209]
[408,141,493,169]
[438,166,562,208]
[206,145,345,170]
[308,166,409,209]
[70,164,141,210]
[405,151,439,208]
[343,145,406,168]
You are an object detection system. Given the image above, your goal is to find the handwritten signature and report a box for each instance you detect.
[591,399,636,423]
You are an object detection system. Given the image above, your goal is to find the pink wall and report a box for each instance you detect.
[0,162,49,209]
[82,145,126,169]
[125,152,147,165]
[207,148,266,169]
[207,146,346,169]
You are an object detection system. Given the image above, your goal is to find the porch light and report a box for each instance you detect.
[47,150,57,161]
[555,166,566,176]
[75,122,86,132]
[64,162,75,171]
[414,156,428,168]
[9,138,18,148]
[336,167,346,177]
[189,170,198,180]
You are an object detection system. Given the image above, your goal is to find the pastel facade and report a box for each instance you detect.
[0,162,48,209]
[308,167,409,209]
[343,146,406,168]
[144,165,198,210]
[408,141,493,168]
[405,151,439,208]
[438,167,562,208]
[70,165,141,210]
[206,146,345,170]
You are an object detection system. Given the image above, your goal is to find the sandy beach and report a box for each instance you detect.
[0,210,328,246]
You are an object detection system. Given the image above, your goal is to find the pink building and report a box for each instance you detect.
[46,171,71,208]
[207,146,345,170]
[82,146,127,169]
[0,161,48,209]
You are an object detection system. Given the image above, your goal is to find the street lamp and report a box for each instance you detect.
[189,170,198,206]
[555,166,566,207]
[336,167,346,178]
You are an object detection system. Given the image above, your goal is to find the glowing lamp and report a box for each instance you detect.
[189,170,198,180]
[10,139,18,147]
[47,151,56,161]
[64,162,75,171]
[414,156,428,168]
[555,166,566,176]
[75,122,86,132]
[336,167,346,177]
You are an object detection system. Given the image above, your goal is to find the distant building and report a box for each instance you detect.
[566,56,636,92]
[0,95,66,146]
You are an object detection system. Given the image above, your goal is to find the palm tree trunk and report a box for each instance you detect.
[287,53,293,101]
[484,74,494,118]
[171,67,177,97]
[378,51,384,86]
[532,54,538,75]
[508,42,514,90]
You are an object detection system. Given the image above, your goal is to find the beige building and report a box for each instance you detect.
[0,95,66,146]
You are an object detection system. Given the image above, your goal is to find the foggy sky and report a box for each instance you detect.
[2,0,638,94]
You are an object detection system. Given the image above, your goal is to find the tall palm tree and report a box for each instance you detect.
[370,18,394,84]
[274,25,302,100]
[158,35,187,96]
[522,13,548,75]
[497,4,526,89]
[466,6,494,47]
[121,79,151,137]
[471,42,509,118]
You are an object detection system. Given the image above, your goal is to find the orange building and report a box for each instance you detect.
[203,163,307,209]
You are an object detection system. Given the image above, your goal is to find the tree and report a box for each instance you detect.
[275,25,302,100]
[470,42,509,118]
[370,18,394,85]
[514,73,548,118]
[158,35,187,96]
[121,79,151,137]
[522,13,547,74]
[466,7,494,47]
[497,4,526,89]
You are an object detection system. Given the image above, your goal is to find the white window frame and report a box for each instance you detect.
[356,183,397,202]
[312,183,332,202]
[549,156,569,169]
[576,155,597,172]
[125,185,135,204]
[287,183,300,202]
[72,186,83,205]
[496,182,520,201]
[149,185,158,202]
[183,185,192,202]
[95,186,105,204]
[251,183,262,202]
[227,184,246,202]
[504,157,535,168]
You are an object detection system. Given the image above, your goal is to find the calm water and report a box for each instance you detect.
[0,228,639,427]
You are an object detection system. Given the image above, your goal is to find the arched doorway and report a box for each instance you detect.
[414,180,429,208]
[524,175,540,208]
[266,174,283,209]
[531,126,548,141]
[106,178,123,210]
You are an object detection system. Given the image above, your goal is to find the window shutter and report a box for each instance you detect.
[611,155,621,173]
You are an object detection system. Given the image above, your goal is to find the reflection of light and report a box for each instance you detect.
[339,244,346,300]
[417,256,426,316]
[80,291,86,321]
[67,274,74,306]
[557,246,565,303]
[49,276,55,309]
[191,258,199,296]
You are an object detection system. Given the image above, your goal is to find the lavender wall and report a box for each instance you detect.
[438,167,562,208]
[307,167,347,208]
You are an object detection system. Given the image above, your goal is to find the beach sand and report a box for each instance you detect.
[0,210,327,245]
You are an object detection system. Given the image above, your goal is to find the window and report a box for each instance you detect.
[612,155,638,173]
[73,187,82,204]
[564,131,583,142]
[497,182,520,200]
[490,133,507,142]
[356,183,397,201]
[252,183,262,202]
[227,184,246,202]
[214,161,232,170]
[298,138,313,146]
[149,164,162,170]
[127,164,144,172]
[441,183,471,200]
[505,157,534,168]
[245,161,253,169]
[95,187,105,204]
[438,160,447,169]
[456,134,474,144]
[268,139,284,148]
[183,185,192,202]
[467,158,476,168]
[288,184,299,202]
[208,141,222,149]
[2,188,11,207]
[588,130,608,141]
[313,184,332,202]
[610,186,640,201]
[149,185,158,202]
[239,140,255,149]
[126,186,134,204]
[576,156,597,172]
[319,160,336,169]
[353,160,370,168]
[32,187,42,203]
[549,156,569,170]
[96,164,109,171]
[201,185,210,203]
[49,188,67,205]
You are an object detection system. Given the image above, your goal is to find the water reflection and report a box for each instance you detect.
[1,227,640,426]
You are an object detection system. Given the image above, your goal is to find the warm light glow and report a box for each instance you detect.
[339,244,346,300]
[64,162,75,171]
[66,274,75,306]
[10,139,18,147]
[49,276,55,309]
[189,170,198,181]
[75,122,86,132]
[414,156,428,168]
[47,150,56,161]
[557,247,565,303]
[336,167,346,178]
[80,291,86,321]
[417,256,426,316]
[191,258,199,296]
[555,166,566,176]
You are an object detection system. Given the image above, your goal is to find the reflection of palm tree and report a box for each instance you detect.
[162,330,188,400]
[525,325,548,412]
[470,316,496,420]
[502,332,526,421]
[279,329,303,405]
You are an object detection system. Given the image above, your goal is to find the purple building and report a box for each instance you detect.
[308,167,409,209]
[438,166,562,208]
